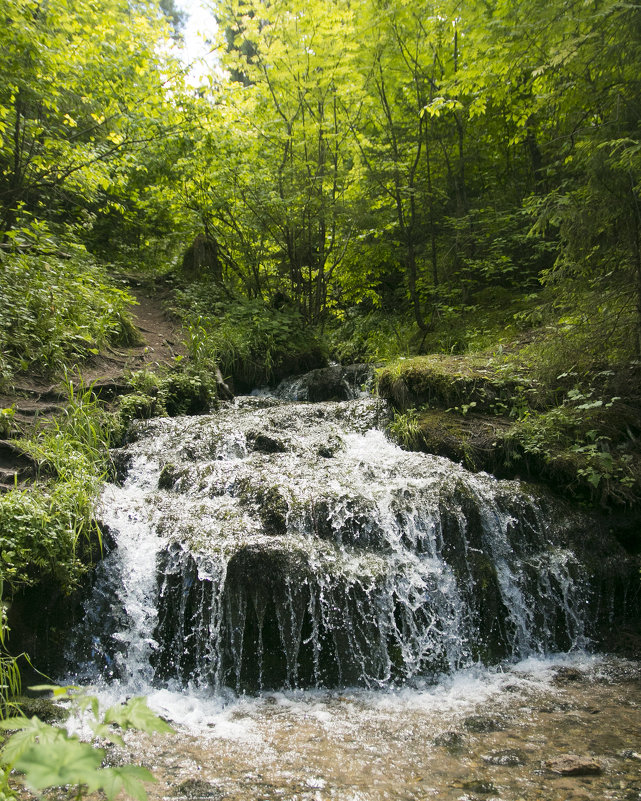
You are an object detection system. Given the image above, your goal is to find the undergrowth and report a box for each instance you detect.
[326,309,414,363]
[114,366,218,433]
[0,378,113,597]
[376,287,641,511]
[0,244,138,390]
[173,284,326,389]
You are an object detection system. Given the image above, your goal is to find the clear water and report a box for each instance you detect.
[70,655,641,801]
[65,389,641,800]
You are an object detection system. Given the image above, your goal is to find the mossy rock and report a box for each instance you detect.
[256,486,289,535]
[408,409,514,473]
[247,431,288,454]
[14,695,69,723]
[378,355,536,414]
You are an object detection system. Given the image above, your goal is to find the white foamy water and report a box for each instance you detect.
[62,382,641,799]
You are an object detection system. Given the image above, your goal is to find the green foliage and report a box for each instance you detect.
[326,310,414,364]
[388,410,421,450]
[0,241,137,388]
[0,689,173,800]
[114,366,218,437]
[0,483,97,593]
[0,380,116,594]
[174,284,325,387]
[0,586,21,722]
[509,389,640,507]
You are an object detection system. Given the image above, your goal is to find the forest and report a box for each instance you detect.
[0,0,641,793]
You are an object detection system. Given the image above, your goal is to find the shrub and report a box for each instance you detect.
[0,246,137,390]
[174,284,326,388]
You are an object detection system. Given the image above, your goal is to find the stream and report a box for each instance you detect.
[67,371,641,800]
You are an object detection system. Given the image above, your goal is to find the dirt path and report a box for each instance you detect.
[80,287,187,389]
[0,285,186,489]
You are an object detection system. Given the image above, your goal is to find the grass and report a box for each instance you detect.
[0,248,138,391]
[375,287,641,510]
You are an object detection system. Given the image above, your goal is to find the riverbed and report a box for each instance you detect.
[84,654,641,801]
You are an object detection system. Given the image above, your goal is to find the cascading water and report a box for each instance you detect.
[72,375,591,696]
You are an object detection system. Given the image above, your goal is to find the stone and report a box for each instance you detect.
[463,714,505,733]
[171,778,223,799]
[544,754,603,775]
[181,233,222,282]
[277,364,373,402]
[248,431,287,453]
[460,779,497,794]
[434,730,466,750]
[553,666,585,684]
[14,695,69,723]
[481,749,526,766]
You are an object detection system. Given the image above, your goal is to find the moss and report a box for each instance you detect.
[377,355,538,414]
[15,695,69,723]
[388,408,513,473]
[380,352,641,514]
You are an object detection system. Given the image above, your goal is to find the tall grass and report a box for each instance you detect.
[0,247,137,390]
[0,581,21,720]
[1,377,115,596]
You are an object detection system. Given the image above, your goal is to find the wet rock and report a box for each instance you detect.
[109,447,132,483]
[553,666,585,684]
[248,431,287,454]
[463,714,505,733]
[14,695,69,723]
[159,462,181,490]
[171,778,223,799]
[544,754,603,775]
[317,435,343,458]
[257,486,289,536]
[481,748,526,766]
[620,749,641,760]
[277,364,373,402]
[460,778,497,794]
[434,730,466,750]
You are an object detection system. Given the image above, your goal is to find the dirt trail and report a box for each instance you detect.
[81,287,187,389]
[0,286,186,489]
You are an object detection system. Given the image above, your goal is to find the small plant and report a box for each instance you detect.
[128,369,162,396]
[388,409,421,449]
[0,582,22,722]
[0,408,16,439]
[0,688,173,800]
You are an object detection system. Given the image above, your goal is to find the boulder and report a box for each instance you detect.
[544,754,603,775]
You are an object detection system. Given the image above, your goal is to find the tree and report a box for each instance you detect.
[0,0,180,245]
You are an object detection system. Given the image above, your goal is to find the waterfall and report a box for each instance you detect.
[72,387,590,693]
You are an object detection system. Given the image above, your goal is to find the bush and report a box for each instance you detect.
[0,246,137,390]
[326,309,415,363]
[174,284,326,388]
[0,381,114,595]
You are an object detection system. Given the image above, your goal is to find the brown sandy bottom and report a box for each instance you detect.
[52,655,641,801]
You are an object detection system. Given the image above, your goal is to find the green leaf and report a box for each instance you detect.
[14,736,104,791]
[0,717,59,766]
[103,697,174,735]
[99,765,156,801]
